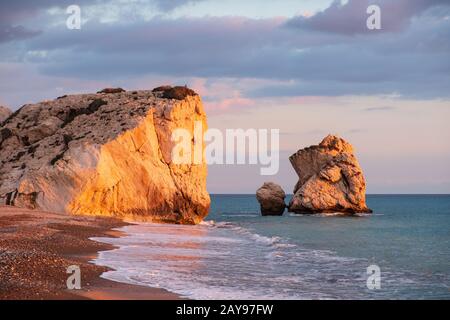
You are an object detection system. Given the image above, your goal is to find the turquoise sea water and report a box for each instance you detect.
[92,195,450,299]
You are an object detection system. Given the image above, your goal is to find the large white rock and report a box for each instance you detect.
[288,135,372,215]
[0,87,210,224]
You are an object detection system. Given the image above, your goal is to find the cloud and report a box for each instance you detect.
[364,106,395,112]
[0,0,204,23]
[0,0,450,103]
[285,0,450,35]
[346,128,367,134]
[0,0,92,43]
[152,0,206,11]
[0,0,204,42]
[0,25,41,43]
[19,14,449,98]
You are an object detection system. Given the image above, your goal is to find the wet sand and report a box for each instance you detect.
[0,205,181,300]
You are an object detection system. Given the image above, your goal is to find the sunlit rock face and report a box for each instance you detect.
[288,135,372,215]
[0,88,210,224]
[0,106,11,123]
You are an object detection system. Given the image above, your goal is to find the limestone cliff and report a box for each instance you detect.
[288,135,371,214]
[0,106,11,123]
[0,87,210,224]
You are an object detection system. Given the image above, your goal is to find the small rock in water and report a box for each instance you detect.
[256,182,286,216]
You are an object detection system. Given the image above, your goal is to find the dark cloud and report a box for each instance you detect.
[0,0,92,42]
[15,11,449,99]
[286,0,450,35]
[0,0,102,24]
[0,25,41,43]
[0,0,204,22]
[25,17,287,77]
[1,1,450,99]
[0,0,203,42]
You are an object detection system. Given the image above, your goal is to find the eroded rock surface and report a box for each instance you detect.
[256,182,286,216]
[152,85,198,100]
[0,106,11,123]
[288,135,371,214]
[0,87,210,224]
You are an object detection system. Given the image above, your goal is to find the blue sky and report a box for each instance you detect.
[0,0,449,193]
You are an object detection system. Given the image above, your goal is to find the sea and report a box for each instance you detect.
[91,194,450,299]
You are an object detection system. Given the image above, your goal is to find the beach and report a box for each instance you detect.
[0,205,180,300]
[1,196,449,300]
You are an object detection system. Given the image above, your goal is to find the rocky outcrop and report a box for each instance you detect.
[153,85,198,100]
[256,182,286,216]
[288,135,371,214]
[0,106,12,123]
[0,87,210,224]
[97,88,125,94]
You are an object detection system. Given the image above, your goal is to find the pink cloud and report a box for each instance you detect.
[204,96,256,113]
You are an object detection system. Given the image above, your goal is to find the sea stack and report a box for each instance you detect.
[0,86,210,224]
[288,135,372,215]
[256,182,286,216]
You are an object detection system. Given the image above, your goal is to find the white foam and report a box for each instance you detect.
[221,214,259,217]
[91,221,373,299]
[91,220,441,300]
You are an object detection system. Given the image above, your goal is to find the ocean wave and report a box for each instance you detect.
[288,212,377,217]
[91,221,363,299]
[201,220,295,248]
[91,219,448,300]
[221,214,259,217]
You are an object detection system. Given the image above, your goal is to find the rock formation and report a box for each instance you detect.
[97,88,125,94]
[256,182,286,216]
[0,106,11,123]
[0,86,210,224]
[288,135,371,214]
[153,85,197,100]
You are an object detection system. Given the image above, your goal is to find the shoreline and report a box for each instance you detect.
[0,205,182,300]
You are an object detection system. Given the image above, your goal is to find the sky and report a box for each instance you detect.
[0,0,449,193]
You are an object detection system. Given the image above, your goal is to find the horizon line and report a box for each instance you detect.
[209,193,450,196]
